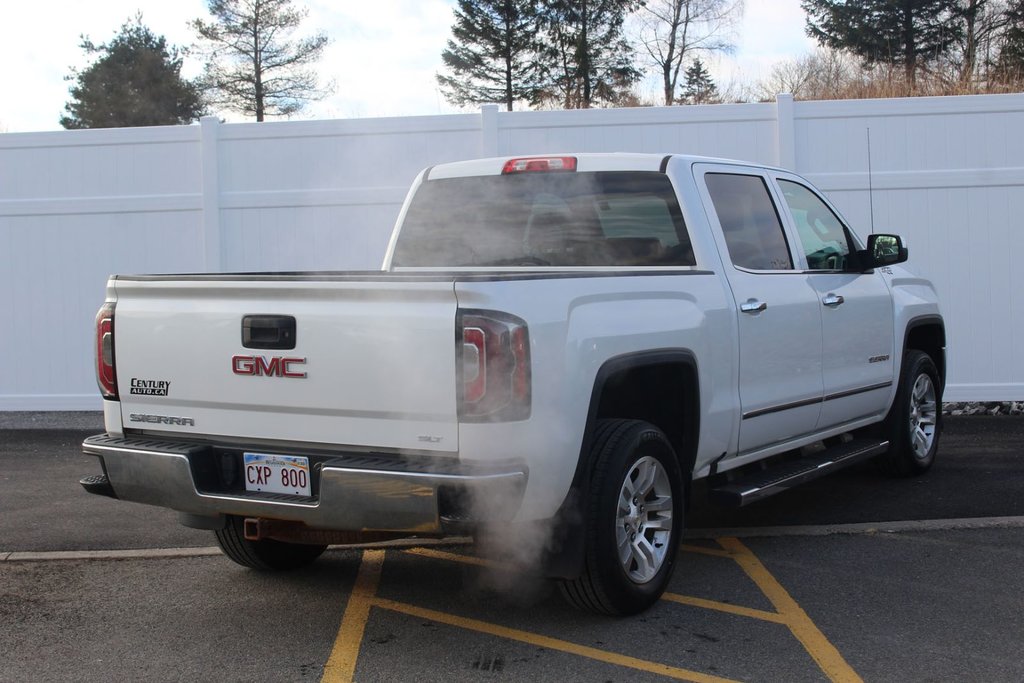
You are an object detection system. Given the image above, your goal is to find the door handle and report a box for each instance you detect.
[740,299,767,314]
[822,294,845,308]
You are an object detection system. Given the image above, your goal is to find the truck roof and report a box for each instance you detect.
[426,153,785,179]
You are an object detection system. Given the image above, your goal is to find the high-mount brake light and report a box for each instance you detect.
[95,302,118,400]
[459,311,531,421]
[502,156,577,174]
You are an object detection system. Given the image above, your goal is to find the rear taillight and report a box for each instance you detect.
[95,302,117,400]
[459,311,530,421]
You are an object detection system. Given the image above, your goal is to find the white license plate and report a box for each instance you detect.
[243,453,311,496]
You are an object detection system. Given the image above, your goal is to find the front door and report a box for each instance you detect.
[772,175,895,428]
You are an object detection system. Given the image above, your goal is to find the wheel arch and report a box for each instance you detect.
[903,315,946,391]
[575,349,701,492]
[545,349,700,581]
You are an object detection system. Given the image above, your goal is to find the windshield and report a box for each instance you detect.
[392,171,695,268]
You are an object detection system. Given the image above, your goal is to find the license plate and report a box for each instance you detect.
[243,453,311,496]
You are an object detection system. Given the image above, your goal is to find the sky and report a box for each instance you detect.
[0,0,816,133]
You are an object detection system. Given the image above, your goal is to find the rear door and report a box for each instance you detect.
[695,164,824,454]
[770,173,895,428]
[112,276,460,452]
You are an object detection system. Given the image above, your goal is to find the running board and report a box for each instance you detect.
[709,438,889,507]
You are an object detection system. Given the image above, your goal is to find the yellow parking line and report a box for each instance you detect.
[321,549,385,683]
[717,537,863,683]
[374,596,740,683]
[403,547,493,567]
[681,544,734,559]
[662,592,788,624]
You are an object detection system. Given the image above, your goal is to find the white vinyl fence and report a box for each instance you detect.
[2,93,1023,410]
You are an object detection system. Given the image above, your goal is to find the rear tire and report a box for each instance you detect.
[214,516,327,571]
[559,419,684,616]
[876,350,941,476]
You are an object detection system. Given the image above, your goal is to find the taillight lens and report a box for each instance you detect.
[95,302,117,400]
[459,311,530,421]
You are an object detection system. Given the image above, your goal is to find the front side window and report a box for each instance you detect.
[778,179,853,271]
[705,173,793,271]
[392,172,695,267]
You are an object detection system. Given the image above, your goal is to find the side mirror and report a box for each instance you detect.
[863,233,908,268]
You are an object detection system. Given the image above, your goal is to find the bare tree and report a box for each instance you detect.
[754,48,859,101]
[638,0,743,105]
[191,0,330,121]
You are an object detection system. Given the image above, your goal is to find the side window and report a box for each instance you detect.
[705,173,793,271]
[778,179,852,271]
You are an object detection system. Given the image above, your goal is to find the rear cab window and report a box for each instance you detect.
[391,172,695,268]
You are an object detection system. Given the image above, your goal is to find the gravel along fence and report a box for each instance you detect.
[943,402,1024,416]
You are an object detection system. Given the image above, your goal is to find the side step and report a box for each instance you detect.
[709,438,889,507]
[80,474,117,499]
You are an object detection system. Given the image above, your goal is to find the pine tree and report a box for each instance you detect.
[535,0,642,108]
[801,0,962,88]
[191,0,329,121]
[61,16,204,129]
[680,57,719,104]
[995,0,1024,82]
[437,0,542,111]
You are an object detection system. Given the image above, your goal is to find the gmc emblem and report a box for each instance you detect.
[232,355,307,378]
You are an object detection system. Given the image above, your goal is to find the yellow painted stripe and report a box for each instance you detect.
[403,547,493,568]
[321,549,385,683]
[717,537,863,683]
[662,592,788,624]
[374,597,740,683]
[681,544,734,559]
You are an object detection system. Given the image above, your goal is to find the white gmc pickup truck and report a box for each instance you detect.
[82,153,944,615]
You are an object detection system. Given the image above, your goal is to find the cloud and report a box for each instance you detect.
[716,0,817,85]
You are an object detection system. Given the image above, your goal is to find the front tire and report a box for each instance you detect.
[214,516,327,571]
[559,419,684,615]
[876,350,941,476]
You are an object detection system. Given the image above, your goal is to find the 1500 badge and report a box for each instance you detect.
[232,355,307,378]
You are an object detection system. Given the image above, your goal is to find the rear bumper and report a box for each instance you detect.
[82,434,527,534]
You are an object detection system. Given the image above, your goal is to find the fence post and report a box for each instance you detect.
[480,104,500,157]
[775,93,796,170]
[200,115,222,272]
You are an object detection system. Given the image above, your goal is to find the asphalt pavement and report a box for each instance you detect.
[1,416,1023,682]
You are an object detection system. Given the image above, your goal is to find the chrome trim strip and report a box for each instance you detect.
[743,395,822,420]
[824,381,892,402]
[742,380,892,420]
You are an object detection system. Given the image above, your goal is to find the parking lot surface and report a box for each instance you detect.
[2,416,1023,682]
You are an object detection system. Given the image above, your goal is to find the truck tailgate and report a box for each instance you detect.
[110,277,459,452]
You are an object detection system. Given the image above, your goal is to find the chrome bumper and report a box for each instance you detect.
[82,434,527,534]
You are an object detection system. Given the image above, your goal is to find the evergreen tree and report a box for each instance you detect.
[191,0,329,121]
[995,0,1024,82]
[801,0,962,87]
[437,0,542,111]
[61,16,204,129]
[680,57,719,103]
[535,0,642,108]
